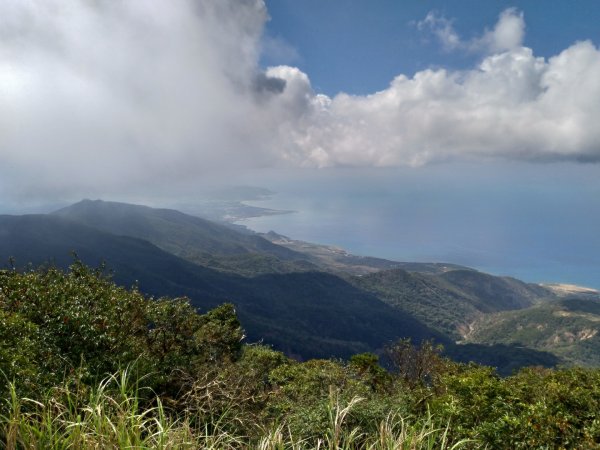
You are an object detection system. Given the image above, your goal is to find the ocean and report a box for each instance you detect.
[236,164,600,289]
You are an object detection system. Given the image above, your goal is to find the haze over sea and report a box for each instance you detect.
[238,163,600,290]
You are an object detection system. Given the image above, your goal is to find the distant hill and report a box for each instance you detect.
[53,199,304,263]
[354,268,556,340]
[436,270,553,311]
[0,214,236,299]
[0,201,565,370]
[0,213,446,360]
[466,296,600,366]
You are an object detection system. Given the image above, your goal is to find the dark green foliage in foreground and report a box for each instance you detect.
[432,366,600,448]
[1,264,600,448]
[0,263,243,401]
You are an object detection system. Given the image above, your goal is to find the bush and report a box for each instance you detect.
[0,263,243,402]
[3,262,600,448]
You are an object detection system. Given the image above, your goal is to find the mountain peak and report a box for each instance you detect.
[52,199,302,261]
[56,198,147,213]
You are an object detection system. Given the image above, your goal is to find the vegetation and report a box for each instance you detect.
[467,296,600,366]
[354,269,555,340]
[53,199,302,262]
[0,213,448,363]
[1,263,600,448]
[0,202,566,373]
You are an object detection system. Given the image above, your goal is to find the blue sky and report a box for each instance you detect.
[263,1,600,95]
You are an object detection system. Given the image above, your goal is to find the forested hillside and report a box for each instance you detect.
[467,296,600,366]
[1,201,590,371]
[354,268,556,339]
[0,265,598,448]
[0,213,447,361]
[0,202,566,371]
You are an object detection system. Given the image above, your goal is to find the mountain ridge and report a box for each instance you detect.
[0,199,572,370]
[53,199,304,262]
[353,267,557,340]
[0,211,448,360]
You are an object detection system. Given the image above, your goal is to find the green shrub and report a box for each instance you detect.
[0,263,243,402]
[2,262,600,448]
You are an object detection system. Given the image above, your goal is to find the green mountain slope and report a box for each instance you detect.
[466,296,600,366]
[0,214,235,300]
[53,200,311,275]
[0,204,562,371]
[355,268,556,340]
[0,213,446,360]
[436,270,553,311]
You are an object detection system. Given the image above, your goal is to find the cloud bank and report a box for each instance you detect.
[1,2,600,201]
[281,8,600,167]
[0,0,279,199]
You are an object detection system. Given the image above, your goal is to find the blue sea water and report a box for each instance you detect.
[236,164,600,289]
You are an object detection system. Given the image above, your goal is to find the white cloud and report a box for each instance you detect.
[269,8,600,167]
[0,2,599,204]
[417,12,462,51]
[0,0,276,200]
[418,8,525,54]
[478,8,526,53]
[279,39,600,167]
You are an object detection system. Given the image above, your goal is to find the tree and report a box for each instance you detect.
[385,338,449,388]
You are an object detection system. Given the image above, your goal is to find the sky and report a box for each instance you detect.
[0,1,599,284]
[262,1,600,95]
[1,0,600,204]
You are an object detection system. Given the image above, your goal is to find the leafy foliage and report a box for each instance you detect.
[1,263,599,448]
[0,263,242,402]
[433,366,600,448]
[385,339,450,389]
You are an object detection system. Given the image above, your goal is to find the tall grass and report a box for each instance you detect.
[1,368,198,449]
[0,369,476,449]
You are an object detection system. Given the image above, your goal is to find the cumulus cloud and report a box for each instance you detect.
[272,8,600,167]
[0,2,599,203]
[418,8,525,54]
[417,12,462,52]
[482,8,526,52]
